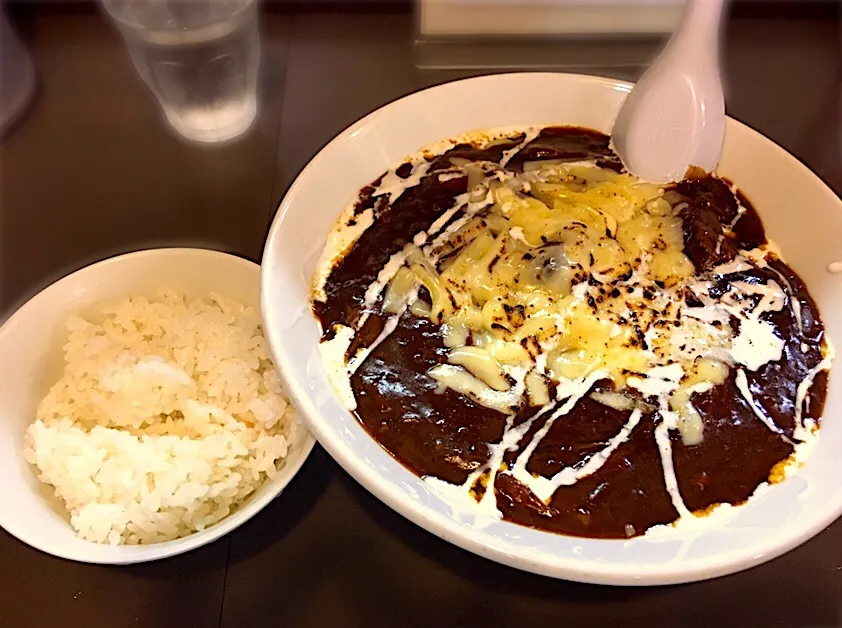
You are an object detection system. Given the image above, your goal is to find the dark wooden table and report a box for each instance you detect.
[1,4,840,627]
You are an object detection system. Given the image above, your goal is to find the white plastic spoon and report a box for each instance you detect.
[612,0,727,183]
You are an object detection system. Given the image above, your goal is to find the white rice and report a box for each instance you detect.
[24,291,301,546]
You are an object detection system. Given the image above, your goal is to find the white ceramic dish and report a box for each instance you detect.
[0,248,315,564]
[261,73,842,585]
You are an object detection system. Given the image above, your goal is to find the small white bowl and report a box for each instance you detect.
[0,248,315,564]
[261,73,842,585]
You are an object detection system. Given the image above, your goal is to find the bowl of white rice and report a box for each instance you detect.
[0,248,315,564]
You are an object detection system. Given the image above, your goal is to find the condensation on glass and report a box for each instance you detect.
[102,0,260,143]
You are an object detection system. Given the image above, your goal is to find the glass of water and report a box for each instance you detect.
[102,0,260,143]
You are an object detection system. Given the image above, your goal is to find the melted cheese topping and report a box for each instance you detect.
[367,160,792,447]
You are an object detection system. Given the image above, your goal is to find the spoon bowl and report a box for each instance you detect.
[612,0,726,182]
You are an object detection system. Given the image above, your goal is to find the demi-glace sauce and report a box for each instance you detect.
[313,127,829,539]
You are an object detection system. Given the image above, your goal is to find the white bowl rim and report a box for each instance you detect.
[0,247,316,564]
[262,72,842,585]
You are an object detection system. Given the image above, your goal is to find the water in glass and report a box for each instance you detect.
[103,0,260,143]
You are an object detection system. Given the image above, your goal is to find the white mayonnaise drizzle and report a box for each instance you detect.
[793,355,834,433]
[509,370,609,501]
[363,249,411,312]
[348,312,403,375]
[318,325,358,410]
[539,408,643,494]
[653,408,693,519]
[425,192,471,240]
[711,257,754,275]
[734,369,794,444]
[372,158,431,205]
[426,191,494,259]
[627,363,684,396]
[625,366,694,518]
[499,127,540,167]
[764,264,803,333]
[692,263,787,371]
[312,208,375,303]
[730,316,785,371]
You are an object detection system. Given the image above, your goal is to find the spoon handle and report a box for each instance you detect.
[669,0,726,58]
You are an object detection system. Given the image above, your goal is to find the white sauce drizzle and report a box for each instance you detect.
[425,192,471,240]
[731,317,785,370]
[347,311,404,375]
[425,412,524,518]
[317,325,358,410]
[437,171,465,182]
[724,200,747,232]
[793,355,834,433]
[711,256,754,276]
[372,158,431,205]
[734,369,794,444]
[541,408,642,489]
[499,127,541,167]
[707,277,787,371]
[714,191,747,257]
[653,409,692,518]
[509,370,608,501]
[356,189,479,328]
[312,207,375,303]
[426,191,493,259]
[627,363,684,396]
[363,249,411,311]
[764,264,803,333]
[627,366,705,504]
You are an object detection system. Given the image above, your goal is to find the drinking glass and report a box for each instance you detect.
[102,0,261,143]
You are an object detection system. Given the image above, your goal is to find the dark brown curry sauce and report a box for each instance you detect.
[313,126,829,539]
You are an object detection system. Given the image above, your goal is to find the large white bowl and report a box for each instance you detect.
[261,73,842,585]
[0,248,315,564]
